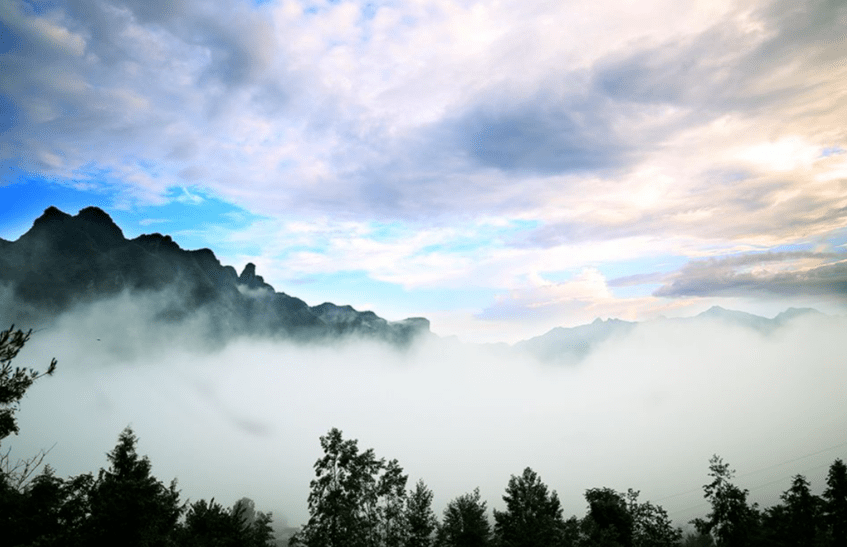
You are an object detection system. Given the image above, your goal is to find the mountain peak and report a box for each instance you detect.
[238,262,273,291]
[33,206,72,227]
[77,206,117,225]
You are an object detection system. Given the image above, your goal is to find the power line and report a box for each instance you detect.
[658,442,847,516]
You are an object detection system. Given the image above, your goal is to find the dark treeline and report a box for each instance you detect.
[1,329,275,547]
[287,428,847,547]
[2,326,847,546]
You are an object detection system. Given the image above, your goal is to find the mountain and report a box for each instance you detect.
[513,317,637,363]
[0,206,429,346]
[513,306,826,364]
[514,318,637,361]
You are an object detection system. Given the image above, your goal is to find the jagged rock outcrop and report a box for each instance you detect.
[0,206,430,346]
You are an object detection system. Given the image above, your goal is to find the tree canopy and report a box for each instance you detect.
[290,427,409,547]
[436,487,491,547]
[493,467,567,547]
[692,455,759,547]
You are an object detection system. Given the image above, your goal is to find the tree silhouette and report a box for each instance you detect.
[493,467,567,547]
[290,427,408,547]
[436,488,491,547]
[625,488,682,547]
[0,325,56,442]
[692,455,759,547]
[406,479,438,547]
[86,427,183,546]
[824,458,847,546]
[777,474,822,546]
[582,487,634,547]
[179,497,274,547]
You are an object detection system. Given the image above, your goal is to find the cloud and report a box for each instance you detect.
[7,290,847,531]
[448,92,632,175]
[3,0,847,341]
[655,251,847,299]
[2,0,843,224]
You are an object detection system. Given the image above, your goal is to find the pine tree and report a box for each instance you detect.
[86,427,183,546]
[406,480,438,547]
[779,474,822,546]
[823,459,847,546]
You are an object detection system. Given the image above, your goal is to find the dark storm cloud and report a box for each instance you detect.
[655,252,847,298]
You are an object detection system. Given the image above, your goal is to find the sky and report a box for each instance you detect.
[2,0,847,535]
[2,0,847,343]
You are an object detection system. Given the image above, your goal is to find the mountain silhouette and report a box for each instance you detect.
[513,306,825,364]
[0,206,429,346]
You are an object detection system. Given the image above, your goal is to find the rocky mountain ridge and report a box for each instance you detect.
[0,206,430,346]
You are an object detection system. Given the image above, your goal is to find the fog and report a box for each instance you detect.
[6,292,847,532]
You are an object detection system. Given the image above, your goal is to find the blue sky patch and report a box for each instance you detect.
[0,173,263,253]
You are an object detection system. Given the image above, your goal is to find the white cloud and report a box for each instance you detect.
[3,0,847,339]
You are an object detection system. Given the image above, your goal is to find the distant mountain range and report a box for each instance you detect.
[0,206,430,346]
[0,206,829,357]
[513,305,826,363]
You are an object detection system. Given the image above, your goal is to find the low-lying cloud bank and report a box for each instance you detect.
[5,293,846,532]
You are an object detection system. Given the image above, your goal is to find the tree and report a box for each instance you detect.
[778,474,822,546]
[823,458,847,546]
[406,480,438,547]
[0,465,94,547]
[86,427,183,546]
[0,325,57,442]
[625,489,682,547]
[0,324,60,543]
[493,467,568,547]
[582,487,634,547]
[181,498,245,547]
[692,455,759,547]
[679,532,715,547]
[436,488,491,547]
[290,427,408,547]
[180,497,274,547]
[233,497,276,547]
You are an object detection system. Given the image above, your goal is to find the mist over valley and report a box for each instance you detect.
[3,208,845,541]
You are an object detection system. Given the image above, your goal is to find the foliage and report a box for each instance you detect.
[692,455,759,547]
[680,532,715,547]
[436,487,491,547]
[824,458,847,545]
[493,467,568,547]
[406,479,438,547]
[0,325,57,441]
[85,427,184,546]
[625,489,683,547]
[778,474,822,546]
[179,497,273,547]
[290,427,409,547]
[581,487,634,547]
[233,497,277,547]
